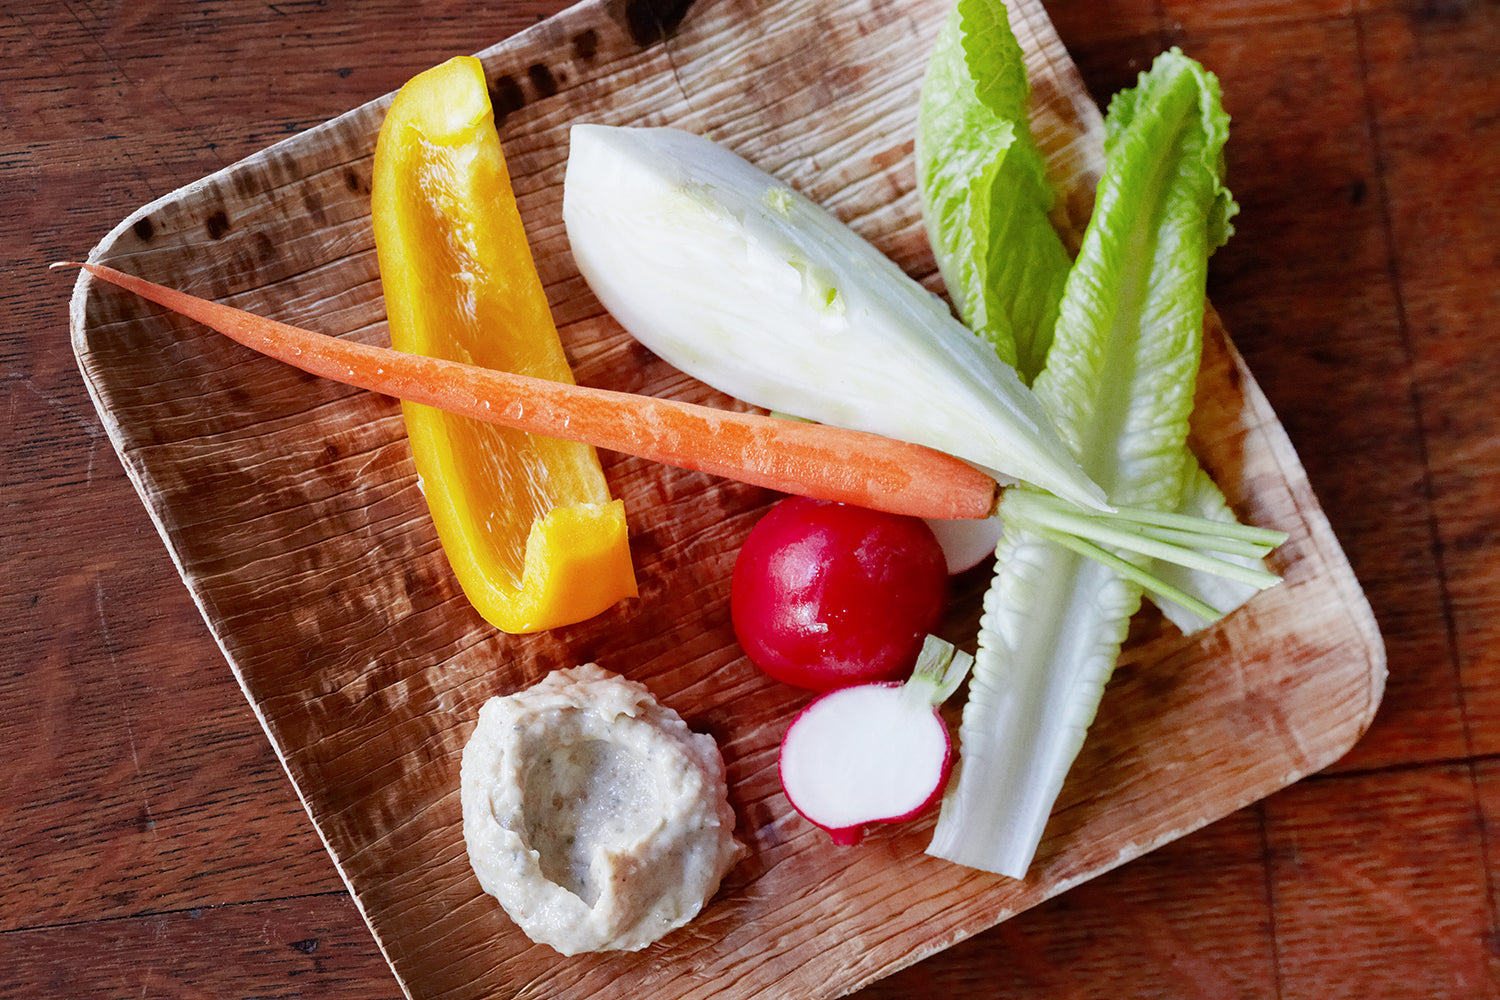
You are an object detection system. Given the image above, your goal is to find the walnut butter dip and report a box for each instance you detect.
[460,664,742,955]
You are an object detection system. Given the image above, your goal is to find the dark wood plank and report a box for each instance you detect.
[0,895,395,1000]
[1361,1,1500,758]
[1266,767,1494,999]
[862,806,1280,999]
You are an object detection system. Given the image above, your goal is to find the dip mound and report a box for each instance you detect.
[460,664,742,955]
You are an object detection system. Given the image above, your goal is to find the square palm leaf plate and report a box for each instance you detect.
[69,0,1384,997]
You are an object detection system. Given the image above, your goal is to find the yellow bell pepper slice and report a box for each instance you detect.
[372,56,635,633]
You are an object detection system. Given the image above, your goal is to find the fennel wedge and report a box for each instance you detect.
[562,124,1107,514]
[927,49,1246,877]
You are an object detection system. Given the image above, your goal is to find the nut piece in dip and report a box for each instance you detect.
[460,664,742,955]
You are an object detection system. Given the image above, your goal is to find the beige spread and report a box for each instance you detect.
[460,664,742,955]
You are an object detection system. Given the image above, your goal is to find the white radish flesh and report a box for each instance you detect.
[777,641,968,847]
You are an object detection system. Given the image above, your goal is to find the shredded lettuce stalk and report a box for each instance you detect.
[1002,489,1282,622]
[927,39,1251,877]
[562,123,1109,514]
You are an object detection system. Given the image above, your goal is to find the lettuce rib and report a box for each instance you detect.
[928,48,1237,877]
[1150,463,1267,633]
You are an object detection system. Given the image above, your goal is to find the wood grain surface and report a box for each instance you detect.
[3,1,1495,999]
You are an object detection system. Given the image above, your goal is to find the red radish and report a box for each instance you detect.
[731,497,948,691]
[778,636,973,845]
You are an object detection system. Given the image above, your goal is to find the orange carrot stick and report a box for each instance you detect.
[64,261,1000,520]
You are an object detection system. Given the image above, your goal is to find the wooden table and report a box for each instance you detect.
[3,0,1495,996]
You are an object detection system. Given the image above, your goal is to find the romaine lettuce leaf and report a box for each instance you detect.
[1036,48,1234,504]
[916,0,1071,381]
[929,47,1238,877]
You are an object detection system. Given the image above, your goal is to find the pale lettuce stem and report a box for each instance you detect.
[1005,490,1283,585]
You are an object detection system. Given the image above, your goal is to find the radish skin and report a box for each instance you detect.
[732,497,949,692]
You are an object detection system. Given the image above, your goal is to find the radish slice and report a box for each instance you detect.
[778,637,973,845]
[779,684,949,844]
